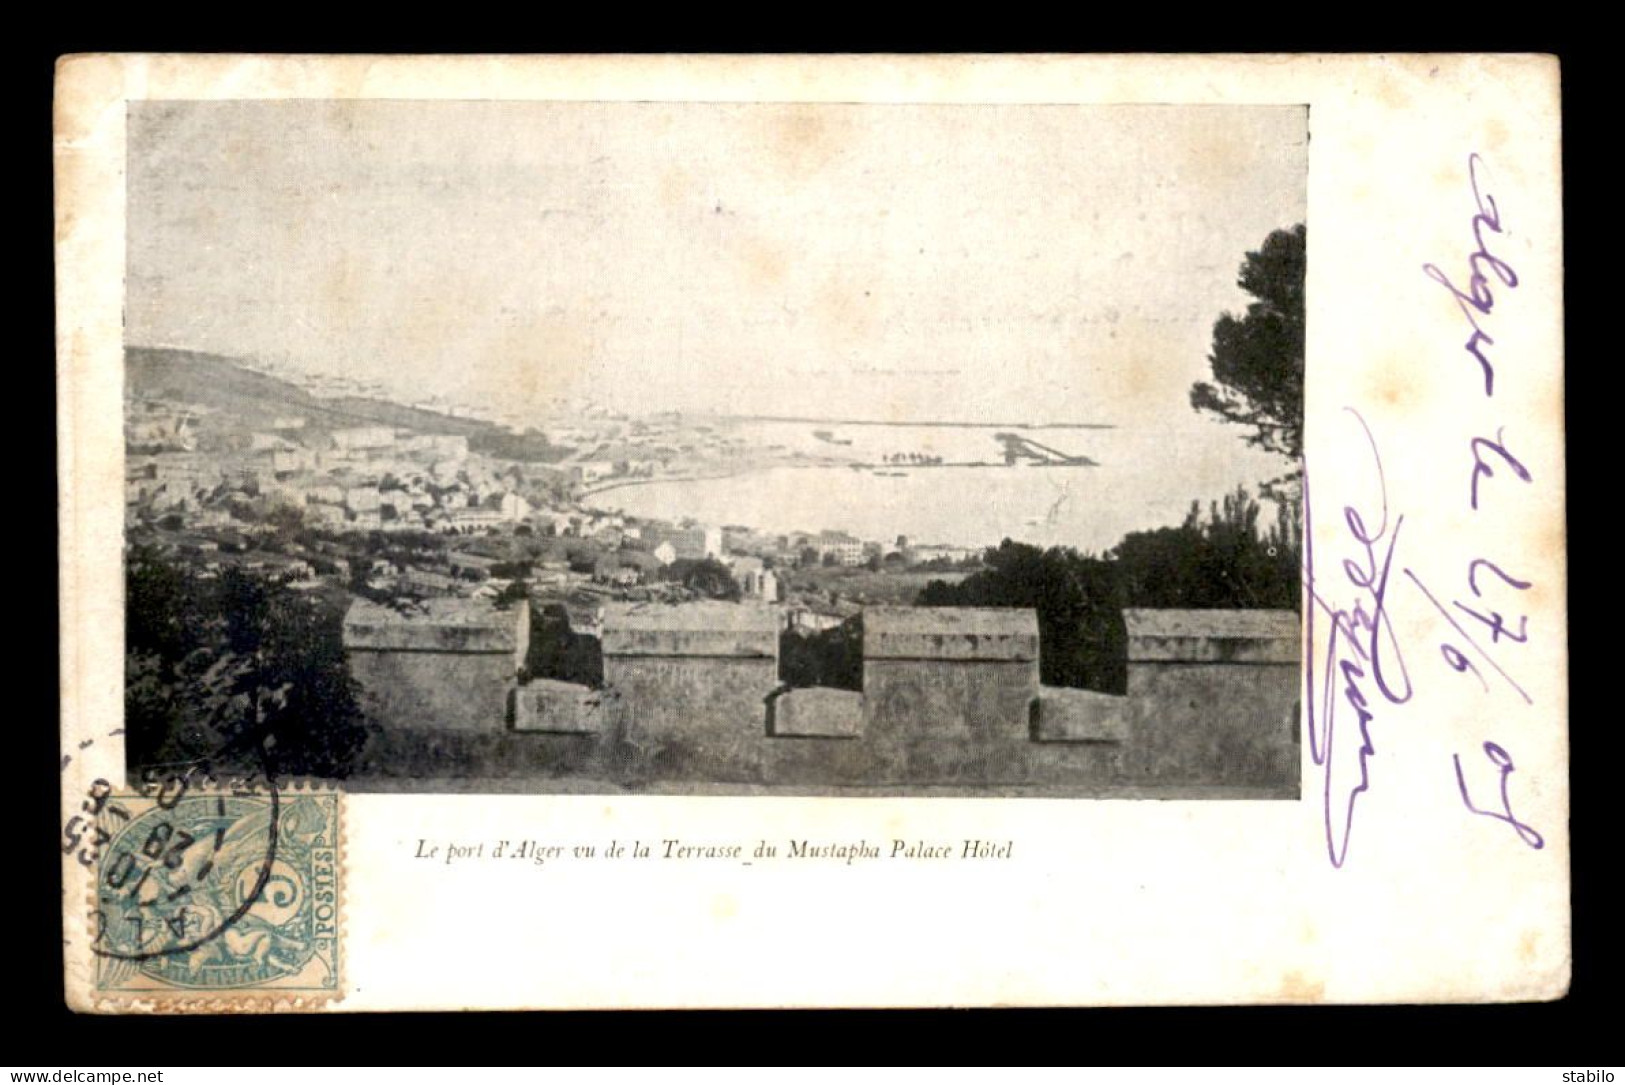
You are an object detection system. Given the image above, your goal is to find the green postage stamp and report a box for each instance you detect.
[84,783,342,1010]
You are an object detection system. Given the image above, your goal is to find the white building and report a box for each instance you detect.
[908,543,978,565]
[787,608,844,633]
[816,531,865,566]
[271,448,315,473]
[251,432,293,452]
[332,426,396,451]
[442,507,507,534]
[344,487,382,514]
[501,492,533,522]
[729,557,779,600]
[572,461,618,485]
[305,484,344,506]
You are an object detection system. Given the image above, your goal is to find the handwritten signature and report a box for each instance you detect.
[1303,408,1413,868]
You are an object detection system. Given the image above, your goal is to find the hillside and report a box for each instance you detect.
[127,346,319,425]
[126,347,570,462]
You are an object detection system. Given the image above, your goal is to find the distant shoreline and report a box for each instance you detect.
[697,414,1116,430]
[579,458,1099,500]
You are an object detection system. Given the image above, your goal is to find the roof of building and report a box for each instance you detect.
[399,569,461,588]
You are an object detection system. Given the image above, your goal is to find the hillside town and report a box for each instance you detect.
[125,368,984,637]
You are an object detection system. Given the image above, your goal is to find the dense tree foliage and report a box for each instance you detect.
[1114,488,1300,611]
[779,618,863,692]
[125,546,369,778]
[915,487,1300,694]
[660,557,742,600]
[918,541,1127,692]
[1190,224,1306,463]
[523,603,605,687]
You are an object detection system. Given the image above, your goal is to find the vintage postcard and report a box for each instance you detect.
[56,53,1567,1010]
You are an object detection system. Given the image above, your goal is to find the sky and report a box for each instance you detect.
[127,100,1306,426]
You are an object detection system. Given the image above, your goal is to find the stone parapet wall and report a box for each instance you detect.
[862,606,1040,742]
[344,598,528,733]
[863,660,1037,742]
[769,687,864,738]
[344,597,528,656]
[1119,608,1300,790]
[347,600,1300,794]
[514,679,607,734]
[1034,687,1128,743]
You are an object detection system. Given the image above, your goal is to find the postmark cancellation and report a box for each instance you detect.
[78,782,343,1012]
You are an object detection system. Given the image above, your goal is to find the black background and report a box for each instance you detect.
[23,22,1601,1063]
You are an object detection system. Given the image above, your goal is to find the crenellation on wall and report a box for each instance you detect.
[344,596,529,657]
[347,599,1300,793]
[600,600,778,659]
[862,606,1040,662]
[1035,686,1128,743]
[514,678,607,734]
[343,597,529,733]
[1122,608,1300,792]
[863,607,1039,741]
[599,601,780,781]
[769,687,864,738]
[1124,608,1299,665]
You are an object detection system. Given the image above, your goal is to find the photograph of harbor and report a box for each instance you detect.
[123,100,1307,797]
